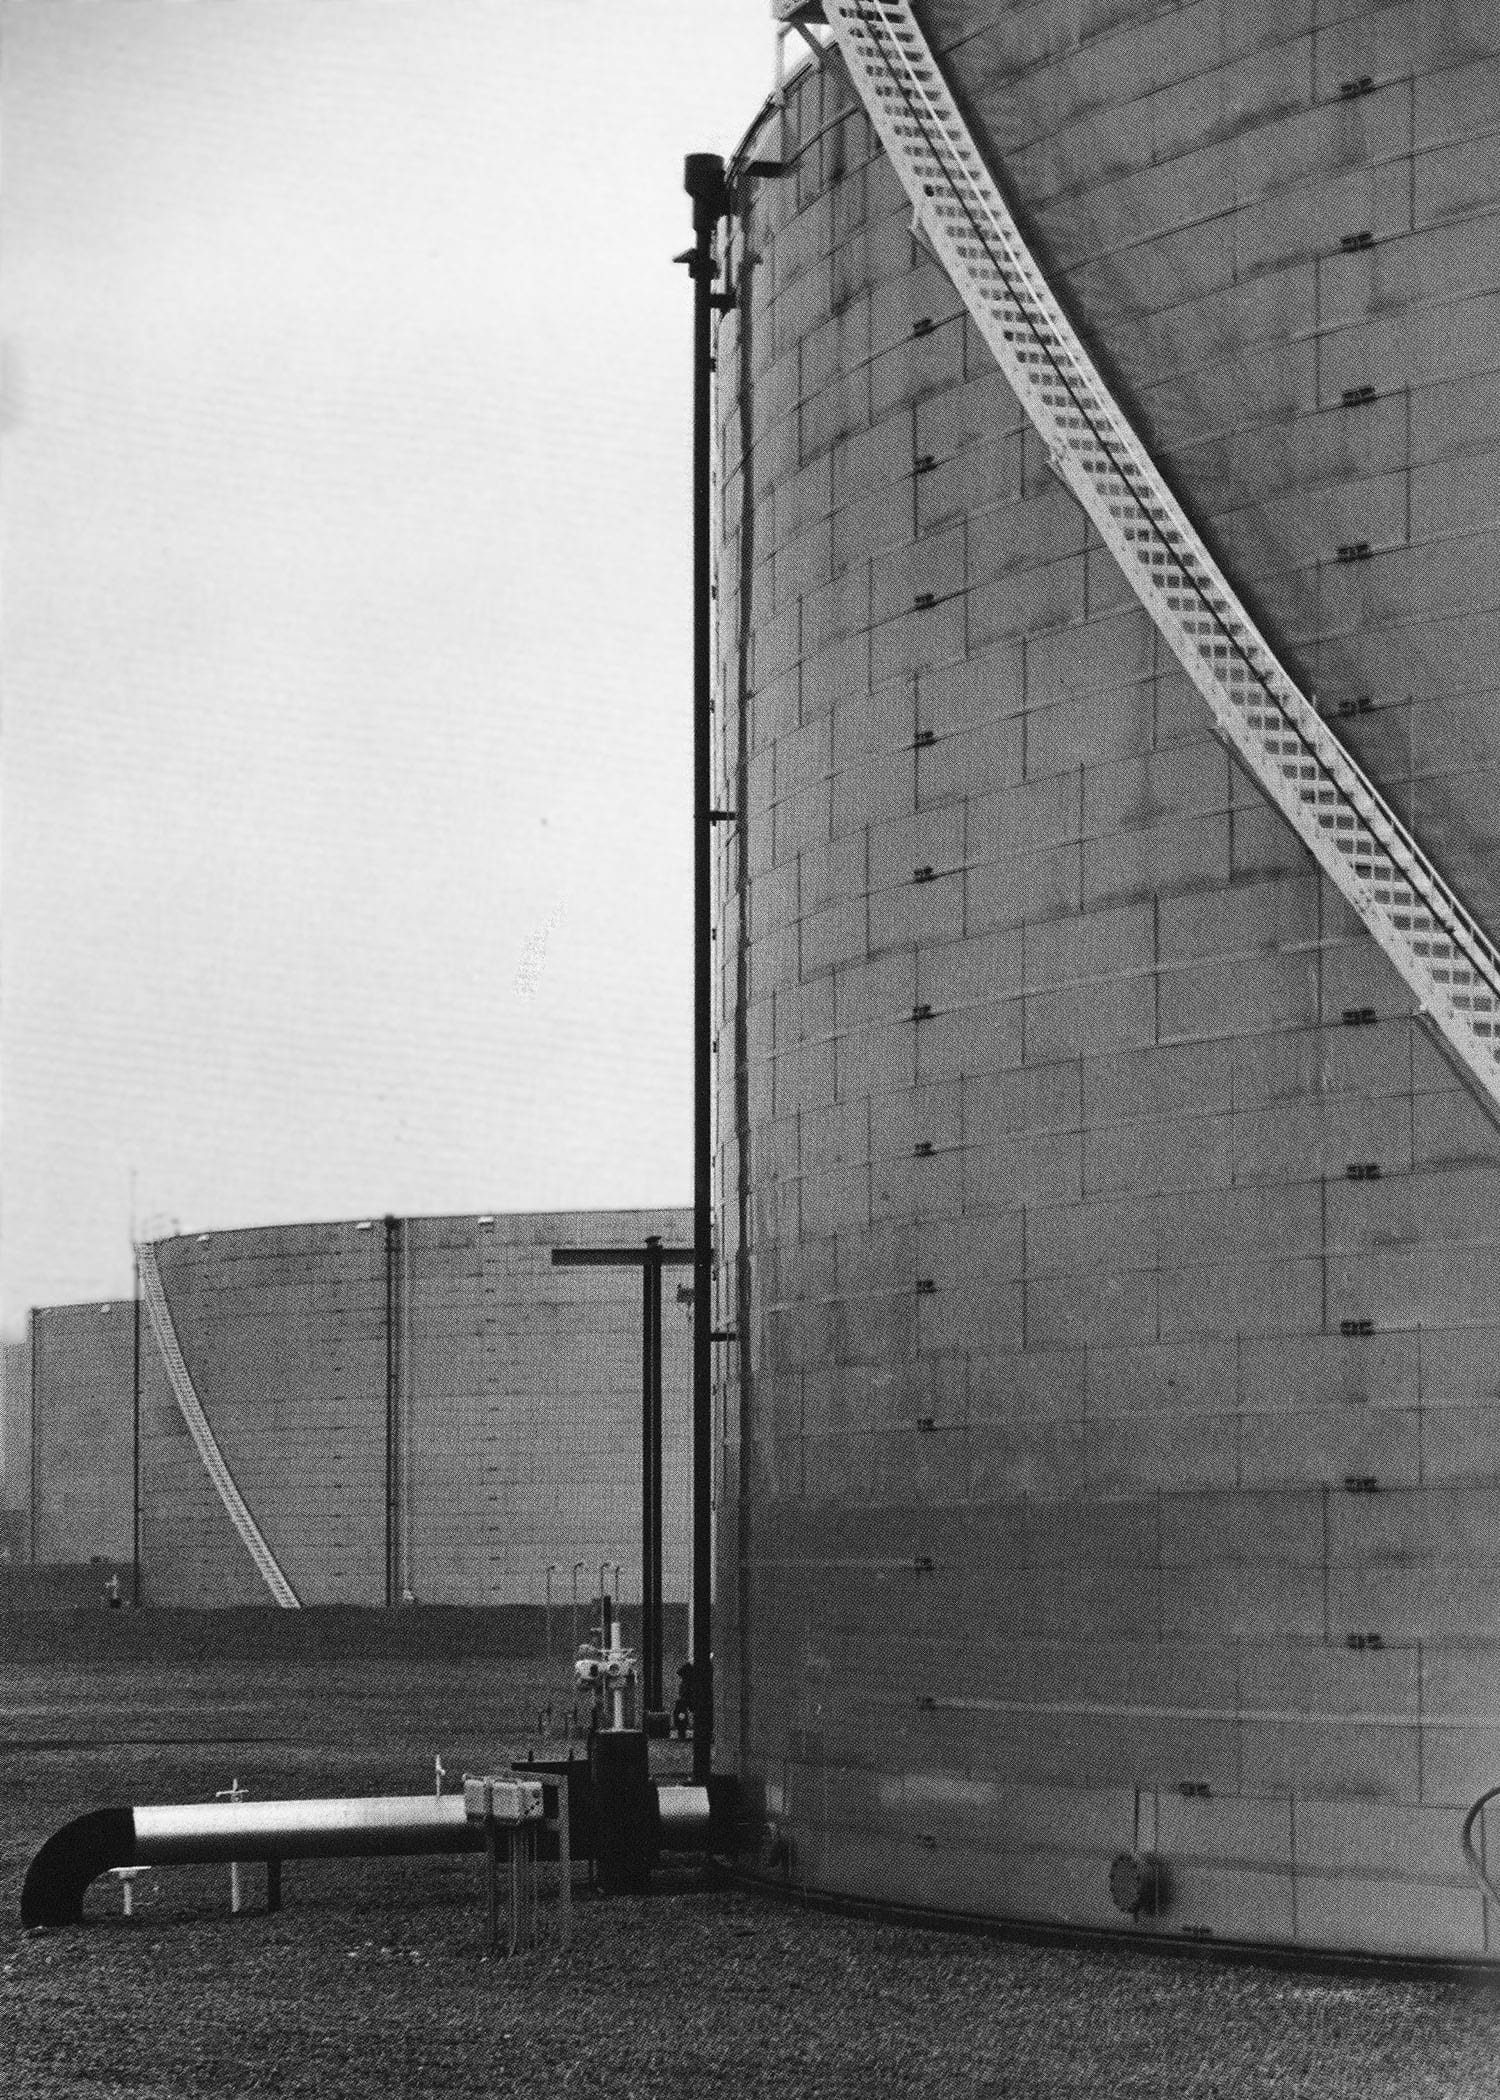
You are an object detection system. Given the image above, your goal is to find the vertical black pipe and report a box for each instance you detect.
[649,1252,664,1715]
[383,1214,398,1609]
[132,1245,142,1607]
[28,1307,38,1566]
[730,208,759,1775]
[685,150,729,1784]
[640,1243,656,1715]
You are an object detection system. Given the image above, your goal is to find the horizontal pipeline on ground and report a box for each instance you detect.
[21,1782,716,1926]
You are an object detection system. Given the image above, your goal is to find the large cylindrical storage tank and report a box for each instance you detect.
[20,1304,135,1569]
[140,1209,692,1609]
[714,4,1500,1959]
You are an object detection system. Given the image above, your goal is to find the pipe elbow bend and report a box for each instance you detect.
[21,1808,136,1927]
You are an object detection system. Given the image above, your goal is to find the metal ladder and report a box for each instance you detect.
[812,0,1500,1109]
[139,1240,300,1607]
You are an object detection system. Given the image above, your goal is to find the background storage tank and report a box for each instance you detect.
[0,1303,134,1574]
[4,1208,692,1615]
[141,1209,691,1610]
[714,2,1500,1958]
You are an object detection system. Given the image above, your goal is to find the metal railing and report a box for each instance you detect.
[820,0,1500,1110]
[139,1240,300,1608]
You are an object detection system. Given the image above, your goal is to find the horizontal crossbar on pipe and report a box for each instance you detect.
[551,1246,695,1267]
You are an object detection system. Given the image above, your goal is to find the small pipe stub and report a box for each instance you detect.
[1109,1851,1168,1918]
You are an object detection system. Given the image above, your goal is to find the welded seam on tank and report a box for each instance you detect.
[900,1692,1500,1730]
[825,0,1500,1107]
[138,1240,301,1608]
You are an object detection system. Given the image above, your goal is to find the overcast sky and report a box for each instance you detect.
[1,0,787,1327]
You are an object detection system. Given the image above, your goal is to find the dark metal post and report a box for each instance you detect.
[132,1245,142,1607]
[640,1243,657,1716]
[685,150,730,1784]
[484,1789,499,1952]
[383,1214,399,1608]
[648,1248,664,1714]
[29,1307,38,1566]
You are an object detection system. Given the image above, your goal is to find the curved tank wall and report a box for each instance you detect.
[127,1207,690,1609]
[714,3,1500,1959]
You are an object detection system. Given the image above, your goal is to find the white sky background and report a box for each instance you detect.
[2,0,786,1327]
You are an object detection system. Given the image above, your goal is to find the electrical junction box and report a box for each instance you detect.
[463,1777,545,1825]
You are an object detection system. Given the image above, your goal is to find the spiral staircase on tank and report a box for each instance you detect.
[773,0,1500,1117]
[139,1240,300,1607]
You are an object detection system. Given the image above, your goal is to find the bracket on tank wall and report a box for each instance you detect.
[771,0,830,75]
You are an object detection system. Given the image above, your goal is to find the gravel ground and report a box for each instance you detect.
[4,1634,1500,2098]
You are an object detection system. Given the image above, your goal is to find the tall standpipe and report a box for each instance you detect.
[684,150,732,1785]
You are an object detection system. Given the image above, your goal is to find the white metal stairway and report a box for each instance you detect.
[787,0,1500,1109]
[139,1240,300,1607]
